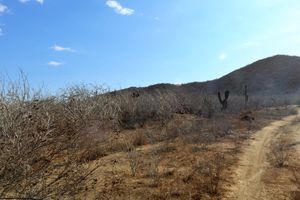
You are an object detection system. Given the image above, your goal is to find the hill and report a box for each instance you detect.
[126,55,300,96]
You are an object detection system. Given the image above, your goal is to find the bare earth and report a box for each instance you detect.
[225,108,300,200]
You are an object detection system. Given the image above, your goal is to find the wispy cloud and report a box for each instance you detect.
[0,3,8,13]
[47,61,64,67]
[106,0,134,16]
[19,0,44,4]
[51,45,74,52]
[19,0,30,3]
[0,28,3,36]
[219,53,228,60]
[36,0,44,4]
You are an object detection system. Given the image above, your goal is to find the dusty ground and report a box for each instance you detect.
[67,107,300,200]
[225,107,300,200]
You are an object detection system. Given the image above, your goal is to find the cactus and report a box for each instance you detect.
[244,85,249,108]
[218,90,230,111]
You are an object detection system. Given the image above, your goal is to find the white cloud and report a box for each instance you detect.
[51,45,74,52]
[19,0,30,3]
[47,61,64,67]
[106,0,134,16]
[36,0,44,4]
[19,0,44,4]
[0,28,2,36]
[0,3,8,13]
[219,53,228,60]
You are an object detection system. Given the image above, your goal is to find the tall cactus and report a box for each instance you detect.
[244,85,249,108]
[218,90,230,111]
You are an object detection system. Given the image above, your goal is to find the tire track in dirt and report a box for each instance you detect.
[225,109,300,200]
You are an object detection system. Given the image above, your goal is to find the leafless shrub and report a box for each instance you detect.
[270,137,290,168]
[291,166,300,190]
[79,143,108,162]
[289,108,298,115]
[186,132,213,151]
[147,156,161,179]
[59,84,118,125]
[4,70,299,198]
[215,118,233,138]
[232,133,242,153]
[194,153,225,196]
[165,121,193,141]
[105,131,146,154]
[227,95,245,113]
[115,90,177,130]
[191,145,207,152]
[0,73,99,198]
[201,94,216,118]
[288,165,300,200]
[127,148,142,177]
[121,135,142,176]
[132,131,148,147]
[155,142,176,154]
[145,148,162,182]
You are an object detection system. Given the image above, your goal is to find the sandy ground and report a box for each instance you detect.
[225,108,300,200]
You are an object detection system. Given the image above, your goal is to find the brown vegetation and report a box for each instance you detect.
[1,71,300,199]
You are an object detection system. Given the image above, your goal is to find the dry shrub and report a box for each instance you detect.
[270,137,290,168]
[165,120,193,141]
[145,148,162,181]
[227,95,245,113]
[155,142,177,154]
[105,133,129,153]
[213,118,233,138]
[201,94,216,118]
[2,71,297,199]
[132,131,148,147]
[232,133,242,153]
[0,73,100,198]
[79,143,108,162]
[59,84,115,125]
[289,108,298,115]
[191,145,207,152]
[117,90,177,130]
[127,149,142,177]
[290,165,300,200]
[194,153,225,196]
[291,166,300,190]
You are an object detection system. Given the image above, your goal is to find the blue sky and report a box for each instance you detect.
[0,0,300,91]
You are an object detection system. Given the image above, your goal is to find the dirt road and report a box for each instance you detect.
[225,108,300,200]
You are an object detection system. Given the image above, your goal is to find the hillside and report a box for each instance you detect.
[127,55,300,96]
[2,56,300,199]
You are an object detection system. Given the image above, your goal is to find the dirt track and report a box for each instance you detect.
[225,108,300,200]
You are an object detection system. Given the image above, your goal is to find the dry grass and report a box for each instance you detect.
[291,166,300,190]
[269,137,291,168]
[0,71,298,199]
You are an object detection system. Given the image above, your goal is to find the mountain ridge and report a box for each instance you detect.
[124,55,300,96]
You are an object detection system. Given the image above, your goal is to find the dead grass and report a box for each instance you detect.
[0,71,298,199]
[269,137,291,168]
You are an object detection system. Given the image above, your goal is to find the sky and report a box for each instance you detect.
[1,0,300,91]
